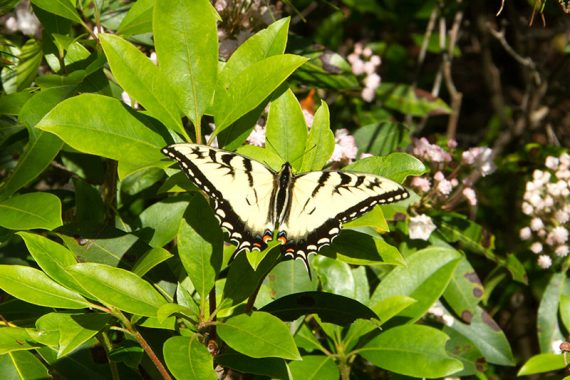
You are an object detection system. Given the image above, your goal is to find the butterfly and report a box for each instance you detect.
[162,143,409,273]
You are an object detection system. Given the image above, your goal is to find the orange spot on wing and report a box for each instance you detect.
[277,236,287,244]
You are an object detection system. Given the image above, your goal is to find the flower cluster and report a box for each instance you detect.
[519,153,570,269]
[1,1,40,37]
[347,43,382,102]
[215,0,281,60]
[408,138,496,241]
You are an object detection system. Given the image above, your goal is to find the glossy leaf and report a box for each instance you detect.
[100,34,185,138]
[178,196,223,302]
[2,39,42,93]
[213,54,309,132]
[344,152,426,183]
[437,212,496,260]
[445,306,515,366]
[320,230,405,266]
[17,232,79,292]
[0,192,62,230]
[300,100,334,172]
[31,0,82,23]
[216,350,289,379]
[313,256,357,299]
[131,247,173,277]
[154,0,218,126]
[370,247,461,322]
[217,311,301,360]
[265,89,307,170]
[36,93,168,177]
[264,259,318,300]
[376,82,451,117]
[290,355,339,380]
[0,350,50,379]
[0,86,71,197]
[371,295,417,324]
[260,291,377,326]
[217,17,290,85]
[0,265,88,309]
[68,263,167,317]
[354,121,409,156]
[139,194,193,248]
[36,312,111,357]
[163,335,217,380]
[0,327,42,354]
[537,272,565,353]
[360,325,463,378]
[518,353,566,376]
[117,0,154,36]
[443,256,484,323]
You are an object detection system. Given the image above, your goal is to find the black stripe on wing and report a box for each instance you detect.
[280,186,409,274]
[161,145,268,254]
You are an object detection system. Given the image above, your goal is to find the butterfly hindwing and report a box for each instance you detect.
[279,171,409,268]
[162,144,276,253]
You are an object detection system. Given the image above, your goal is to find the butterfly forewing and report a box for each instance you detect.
[162,144,275,252]
[279,171,409,265]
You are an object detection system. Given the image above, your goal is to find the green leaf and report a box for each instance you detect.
[163,335,217,380]
[371,295,417,324]
[0,192,62,230]
[31,0,82,23]
[17,232,79,292]
[217,17,290,85]
[154,0,218,126]
[178,196,223,303]
[344,152,426,183]
[320,230,405,267]
[436,212,497,260]
[313,256,358,299]
[445,306,515,366]
[518,353,567,376]
[216,349,289,379]
[36,93,168,177]
[68,263,167,317]
[1,39,43,94]
[117,0,154,36]
[36,312,111,357]
[369,247,461,322]
[222,249,281,306]
[0,265,88,309]
[235,145,284,172]
[264,259,318,300]
[139,194,193,247]
[443,256,484,323]
[560,295,570,333]
[376,82,452,117]
[265,89,307,170]
[300,101,334,172]
[537,273,565,353]
[290,355,339,380]
[213,54,309,132]
[132,247,173,277]
[260,291,376,326]
[360,325,463,378]
[99,34,185,138]
[0,87,71,198]
[0,350,50,379]
[0,327,43,354]
[217,311,301,360]
[354,121,409,156]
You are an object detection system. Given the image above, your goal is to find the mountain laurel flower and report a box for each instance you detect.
[412,138,452,163]
[411,176,431,193]
[330,129,358,163]
[530,217,544,231]
[246,124,266,147]
[556,209,569,224]
[436,179,453,196]
[463,187,477,206]
[550,226,569,245]
[461,147,496,176]
[361,86,376,102]
[545,156,560,170]
[537,254,552,269]
[409,214,437,240]
[121,92,139,109]
[520,227,532,240]
[530,242,543,254]
[555,245,569,257]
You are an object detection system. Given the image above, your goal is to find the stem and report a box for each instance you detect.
[114,310,172,380]
[98,331,120,380]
